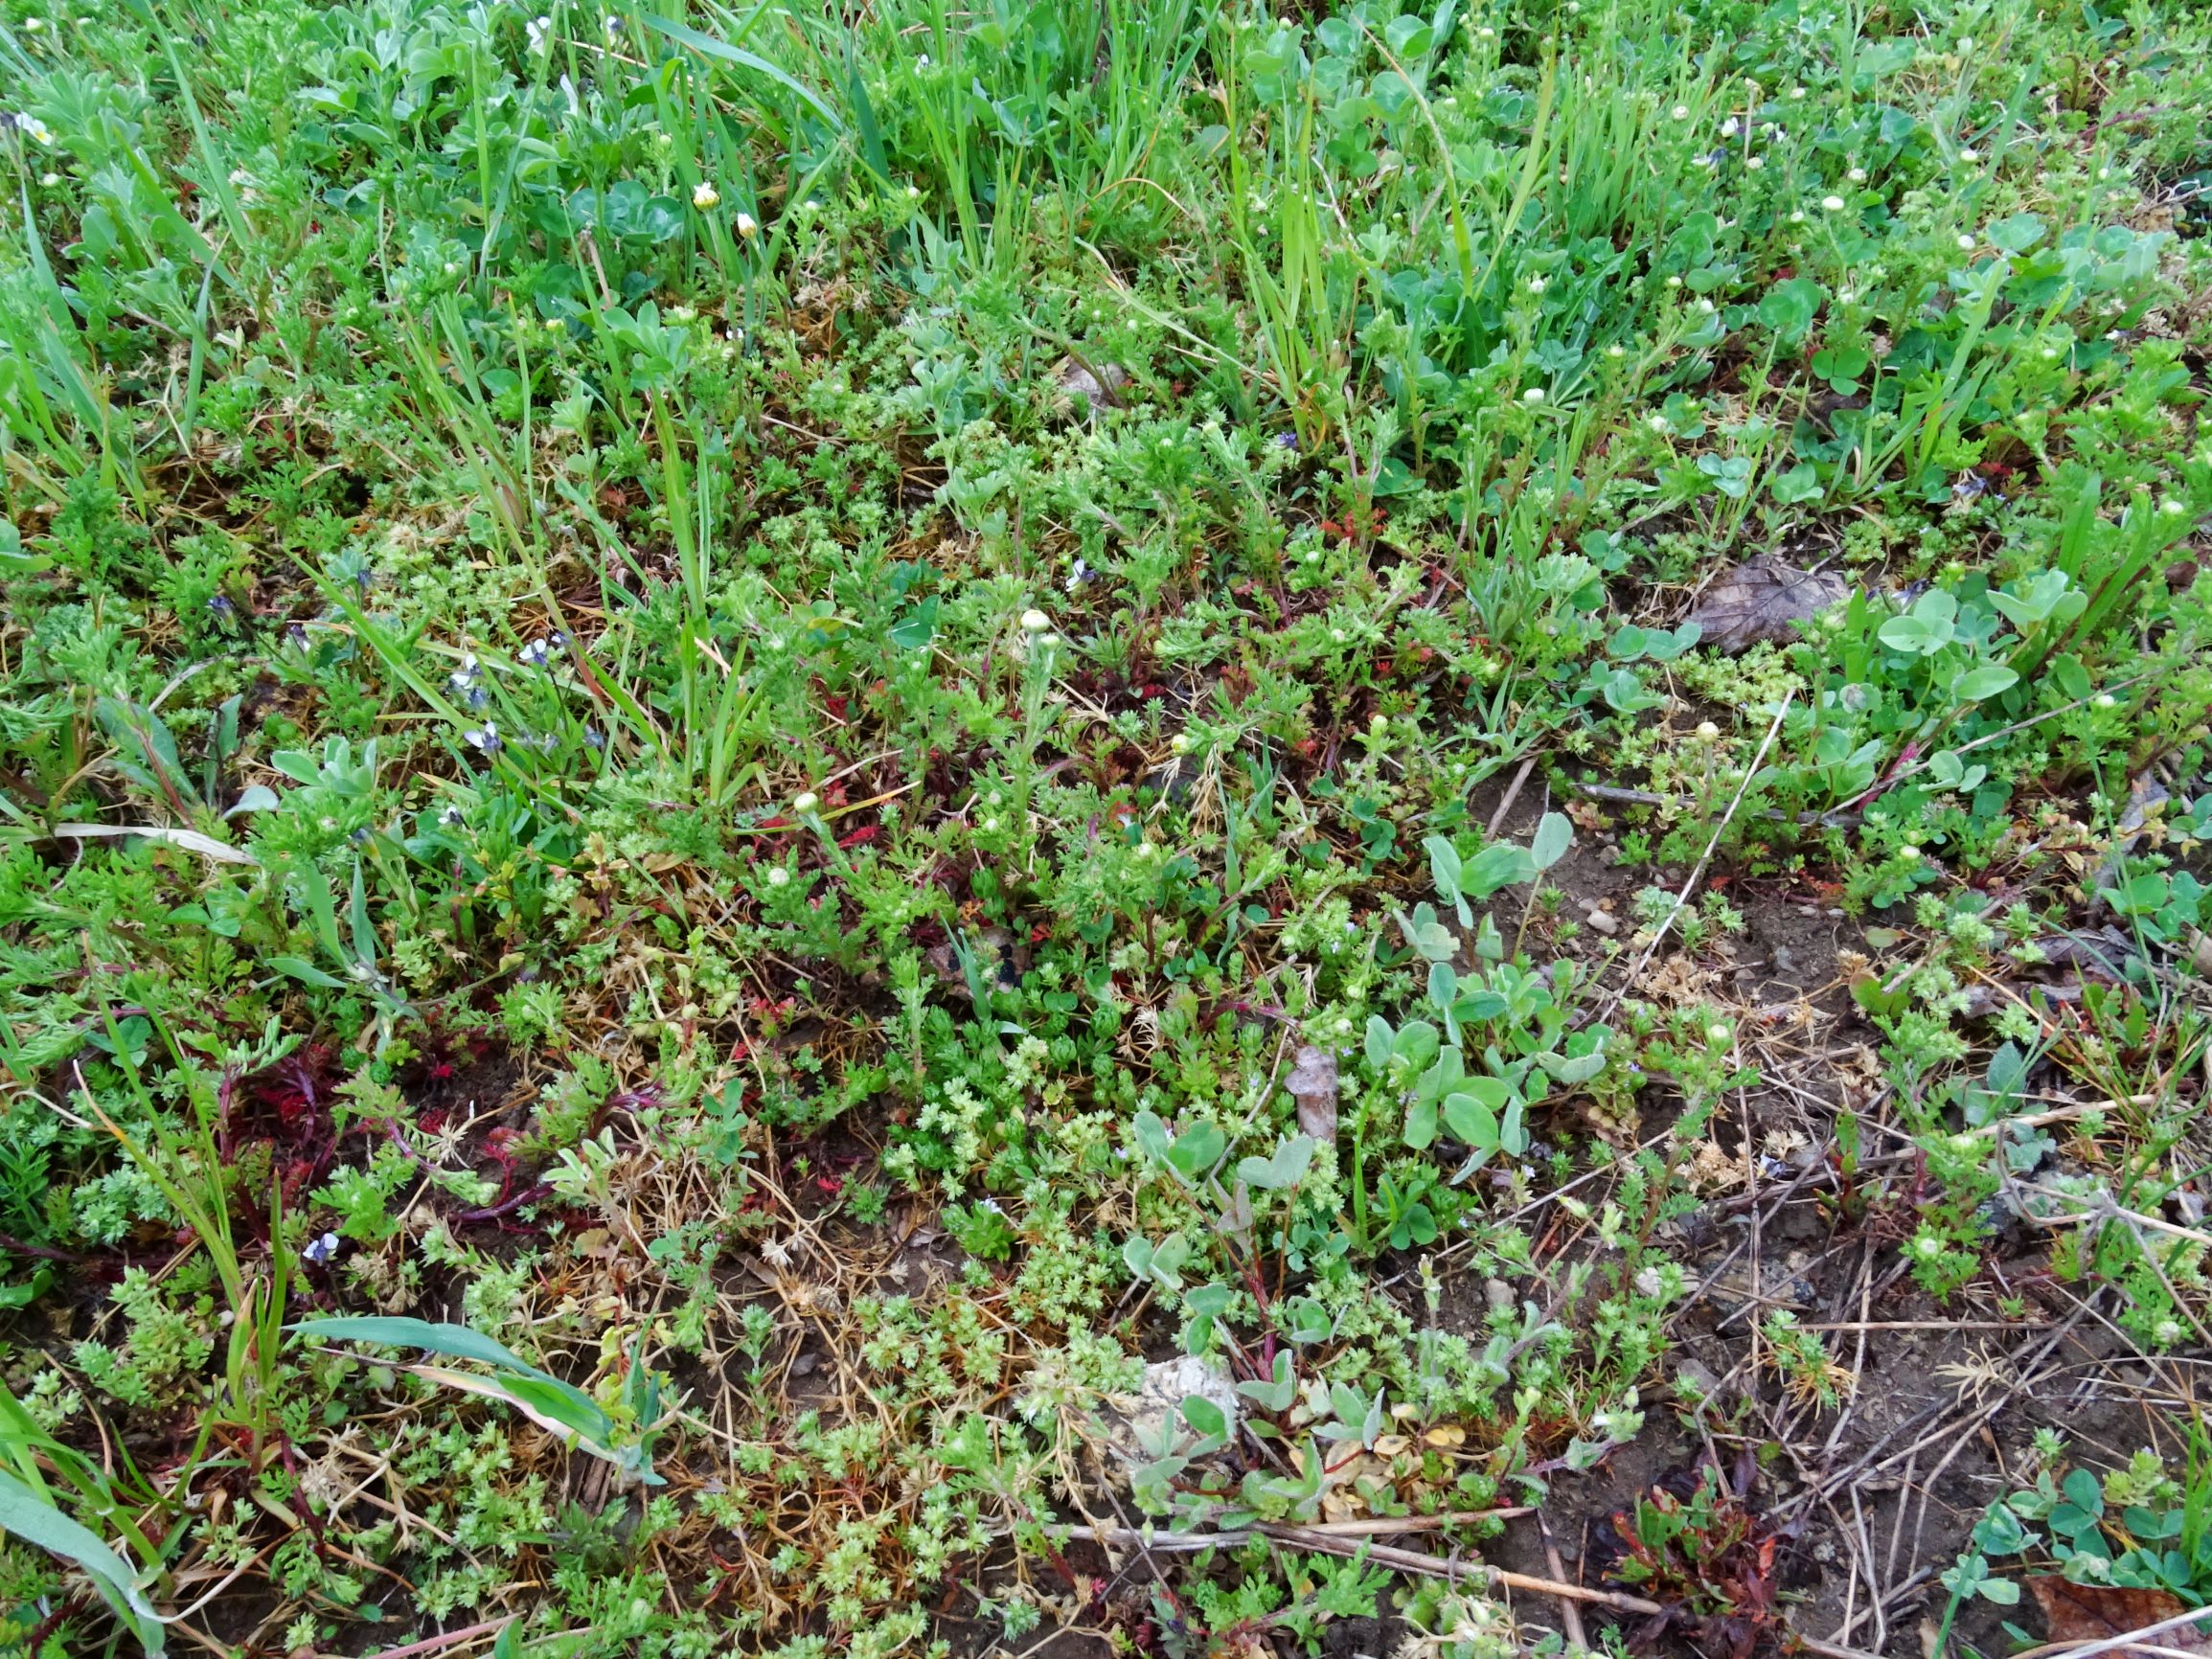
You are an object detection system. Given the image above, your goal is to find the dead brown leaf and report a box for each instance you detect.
[1057,357,1128,410]
[1685,555,1848,653]
[1287,1044,1338,1141]
[2027,1578,2211,1652]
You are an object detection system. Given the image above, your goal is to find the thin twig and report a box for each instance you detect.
[1059,1524,1665,1614]
[1594,688,1794,1023]
[353,1617,517,1659]
[2005,1602,2212,1659]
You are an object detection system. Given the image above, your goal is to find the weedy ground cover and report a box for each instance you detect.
[0,0,2210,1655]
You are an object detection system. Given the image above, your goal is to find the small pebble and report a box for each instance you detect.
[1585,908,1619,936]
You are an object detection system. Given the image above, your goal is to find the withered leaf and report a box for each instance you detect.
[1286,1044,1339,1141]
[1056,357,1128,410]
[1684,555,1848,654]
[2027,1577,2210,1652]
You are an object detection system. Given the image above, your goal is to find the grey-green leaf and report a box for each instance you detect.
[0,1467,166,1654]
[1529,811,1573,871]
[289,1316,561,1387]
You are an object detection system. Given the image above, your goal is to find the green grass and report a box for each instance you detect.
[1,0,2211,1653]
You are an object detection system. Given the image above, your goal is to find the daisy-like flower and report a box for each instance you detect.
[1821,193,1847,212]
[1021,608,1051,632]
[734,211,758,238]
[1671,103,1690,121]
[1521,386,1545,403]
[693,180,719,210]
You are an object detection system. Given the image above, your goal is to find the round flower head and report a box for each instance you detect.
[693,181,720,210]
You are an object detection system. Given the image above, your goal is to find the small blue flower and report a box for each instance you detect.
[464,722,501,755]
[518,638,554,669]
